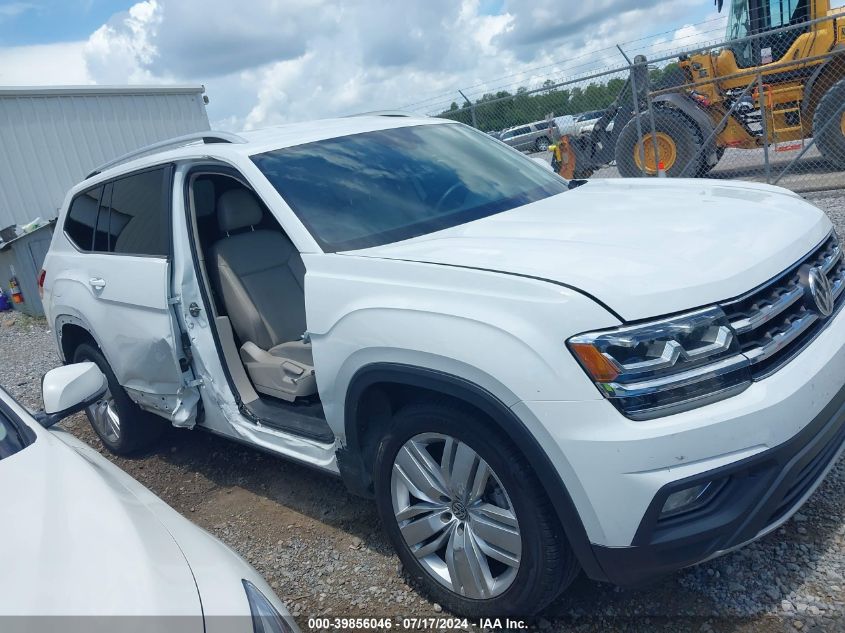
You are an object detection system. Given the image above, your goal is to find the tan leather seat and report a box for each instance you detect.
[209,189,316,401]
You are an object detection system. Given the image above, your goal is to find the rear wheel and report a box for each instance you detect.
[374,401,579,617]
[700,146,726,176]
[616,108,705,177]
[534,136,551,152]
[814,77,845,169]
[73,343,166,455]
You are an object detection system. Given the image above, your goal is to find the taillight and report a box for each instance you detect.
[38,269,46,300]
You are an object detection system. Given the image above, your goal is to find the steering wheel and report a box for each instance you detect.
[433,182,464,212]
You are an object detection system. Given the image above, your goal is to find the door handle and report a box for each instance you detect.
[89,277,106,290]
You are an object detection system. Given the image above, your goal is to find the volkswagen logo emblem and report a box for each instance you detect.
[807,266,834,317]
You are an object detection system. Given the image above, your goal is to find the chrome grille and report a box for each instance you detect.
[721,233,845,379]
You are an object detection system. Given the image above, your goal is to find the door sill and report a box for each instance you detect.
[242,396,335,443]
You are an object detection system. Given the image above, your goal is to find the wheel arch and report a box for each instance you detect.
[802,46,845,122]
[55,314,101,364]
[338,362,607,581]
[652,93,717,142]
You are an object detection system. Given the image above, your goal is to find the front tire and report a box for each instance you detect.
[73,343,166,455]
[374,401,579,617]
[535,136,551,152]
[615,108,705,177]
[814,77,845,169]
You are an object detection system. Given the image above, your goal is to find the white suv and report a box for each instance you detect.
[42,115,845,617]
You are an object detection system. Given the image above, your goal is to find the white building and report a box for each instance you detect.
[0,85,211,228]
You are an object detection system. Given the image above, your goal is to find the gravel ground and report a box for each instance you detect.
[2,190,844,632]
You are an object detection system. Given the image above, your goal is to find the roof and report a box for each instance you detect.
[0,85,206,97]
[79,114,446,190]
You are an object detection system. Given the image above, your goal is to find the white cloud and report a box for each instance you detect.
[83,0,162,83]
[0,41,90,85]
[0,0,724,129]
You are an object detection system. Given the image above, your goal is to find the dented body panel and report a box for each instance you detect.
[44,195,199,427]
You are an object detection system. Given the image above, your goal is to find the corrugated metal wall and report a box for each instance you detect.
[0,86,211,228]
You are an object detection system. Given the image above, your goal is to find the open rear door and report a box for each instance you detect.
[56,166,200,427]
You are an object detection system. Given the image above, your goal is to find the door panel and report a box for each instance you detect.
[84,254,186,394]
[54,165,198,426]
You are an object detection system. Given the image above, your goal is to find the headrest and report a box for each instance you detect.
[193,179,216,217]
[217,189,263,233]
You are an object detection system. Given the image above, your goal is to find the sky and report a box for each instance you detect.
[0,0,726,130]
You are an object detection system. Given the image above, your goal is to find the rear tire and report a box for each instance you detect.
[813,77,845,169]
[373,401,579,617]
[73,343,166,455]
[616,108,705,178]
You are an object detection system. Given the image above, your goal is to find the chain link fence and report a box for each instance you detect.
[411,13,845,194]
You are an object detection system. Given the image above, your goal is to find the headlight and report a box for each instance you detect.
[243,580,295,633]
[568,306,752,419]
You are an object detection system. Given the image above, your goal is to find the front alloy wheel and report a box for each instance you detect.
[391,433,521,599]
[374,402,580,617]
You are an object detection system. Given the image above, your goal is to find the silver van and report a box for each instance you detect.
[500,120,554,152]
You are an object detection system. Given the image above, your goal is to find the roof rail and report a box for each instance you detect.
[347,110,420,118]
[86,130,248,178]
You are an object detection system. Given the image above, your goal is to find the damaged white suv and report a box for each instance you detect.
[42,115,845,617]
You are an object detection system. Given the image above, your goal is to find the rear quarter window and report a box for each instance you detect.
[64,186,103,251]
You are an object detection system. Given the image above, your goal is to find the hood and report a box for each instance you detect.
[0,429,202,622]
[351,179,831,321]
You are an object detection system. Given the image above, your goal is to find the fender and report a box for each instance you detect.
[802,45,845,117]
[652,93,719,166]
[339,362,609,582]
[54,313,103,363]
[652,93,718,141]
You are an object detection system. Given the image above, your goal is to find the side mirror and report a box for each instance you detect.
[36,362,107,428]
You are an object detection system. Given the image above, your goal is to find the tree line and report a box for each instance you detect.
[437,63,681,133]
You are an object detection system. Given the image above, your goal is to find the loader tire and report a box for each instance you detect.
[615,108,705,178]
[814,78,845,169]
[700,146,726,176]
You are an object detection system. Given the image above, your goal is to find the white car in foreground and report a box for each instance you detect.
[0,363,297,633]
[41,115,845,617]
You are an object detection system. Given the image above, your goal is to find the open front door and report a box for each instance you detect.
[59,166,200,427]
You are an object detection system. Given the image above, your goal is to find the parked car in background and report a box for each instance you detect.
[570,109,606,136]
[553,114,575,135]
[42,115,845,617]
[500,119,555,152]
[0,363,297,632]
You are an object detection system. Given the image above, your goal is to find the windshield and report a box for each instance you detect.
[252,123,569,252]
[726,0,751,41]
[0,405,33,461]
[726,0,806,39]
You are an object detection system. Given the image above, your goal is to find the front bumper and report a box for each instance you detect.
[592,378,845,585]
[513,294,845,586]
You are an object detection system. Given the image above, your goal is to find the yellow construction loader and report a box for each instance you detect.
[560,0,845,179]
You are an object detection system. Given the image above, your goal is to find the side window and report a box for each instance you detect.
[64,186,103,251]
[109,167,170,257]
[766,0,804,29]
